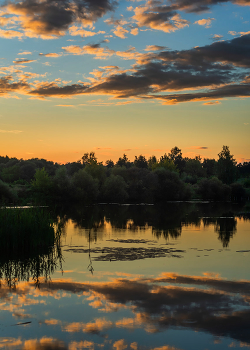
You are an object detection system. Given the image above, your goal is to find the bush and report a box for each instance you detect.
[0,179,16,203]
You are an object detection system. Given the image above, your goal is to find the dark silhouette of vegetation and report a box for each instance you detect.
[0,207,62,288]
[0,146,249,205]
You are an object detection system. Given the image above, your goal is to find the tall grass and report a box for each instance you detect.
[0,207,62,288]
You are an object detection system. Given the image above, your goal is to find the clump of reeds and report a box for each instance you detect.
[0,207,62,288]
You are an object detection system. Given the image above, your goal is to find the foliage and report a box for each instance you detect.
[1,165,20,182]
[32,167,52,194]
[71,169,99,202]
[116,154,131,168]
[134,155,148,169]
[0,145,248,204]
[230,183,246,201]
[103,174,128,203]
[82,152,98,166]
[217,145,237,184]
[153,168,191,201]
[0,179,16,203]
[52,166,71,197]
[197,177,231,201]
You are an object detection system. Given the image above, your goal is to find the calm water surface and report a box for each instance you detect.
[1,203,250,350]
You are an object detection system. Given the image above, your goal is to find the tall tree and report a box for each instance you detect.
[217,146,237,184]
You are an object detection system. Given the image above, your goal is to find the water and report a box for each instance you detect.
[1,202,250,350]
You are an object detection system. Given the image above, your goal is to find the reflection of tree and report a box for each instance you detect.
[87,230,94,274]
[0,208,63,288]
[215,217,237,247]
[203,213,237,247]
[54,202,249,247]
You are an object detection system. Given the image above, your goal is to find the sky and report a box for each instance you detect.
[0,0,249,164]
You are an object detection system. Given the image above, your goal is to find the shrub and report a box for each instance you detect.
[0,179,16,203]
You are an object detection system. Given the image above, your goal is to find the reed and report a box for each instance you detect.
[0,207,62,287]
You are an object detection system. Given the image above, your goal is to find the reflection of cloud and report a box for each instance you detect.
[0,337,22,349]
[1,272,250,344]
[22,337,67,350]
[113,339,127,350]
[64,318,113,334]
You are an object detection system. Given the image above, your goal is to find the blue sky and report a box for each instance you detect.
[0,0,249,163]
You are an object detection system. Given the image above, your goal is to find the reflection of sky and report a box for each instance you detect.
[1,205,250,349]
[1,270,250,349]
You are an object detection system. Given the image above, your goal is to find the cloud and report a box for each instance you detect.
[131,2,189,33]
[155,83,250,104]
[131,28,139,35]
[0,76,29,96]
[30,81,88,97]
[39,53,63,58]
[168,0,250,13]
[156,33,250,68]
[18,51,32,55]
[9,33,249,104]
[0,28,23,39]
[211,34,223,41]
[0,129,23,133]
[62,43,114,59]
[203,100,221,105]
[69,25,105,37]
[144,45,167,51]
[196,146,209,149]
[194,18,215,28]
[56,104,75,107]
[2,0,117,38]
[113,25,129,38]
[13,59,36,64]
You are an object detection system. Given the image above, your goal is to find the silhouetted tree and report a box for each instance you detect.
[184,156,206,178]
[116,154,131,168]
[230,183,246,201]
[203,158,217,177]
[168,146,186,172]
[71,169,99,203]
[148,155,157,170]
[198,177,230,201]
[82,152,98,166]
[32,167,52,194]
[105,159,114,168]
[217,146,237,184]
[134,155,148,169]
[103,174,128,203]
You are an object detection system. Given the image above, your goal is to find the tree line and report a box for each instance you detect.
[0,146,249,204]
